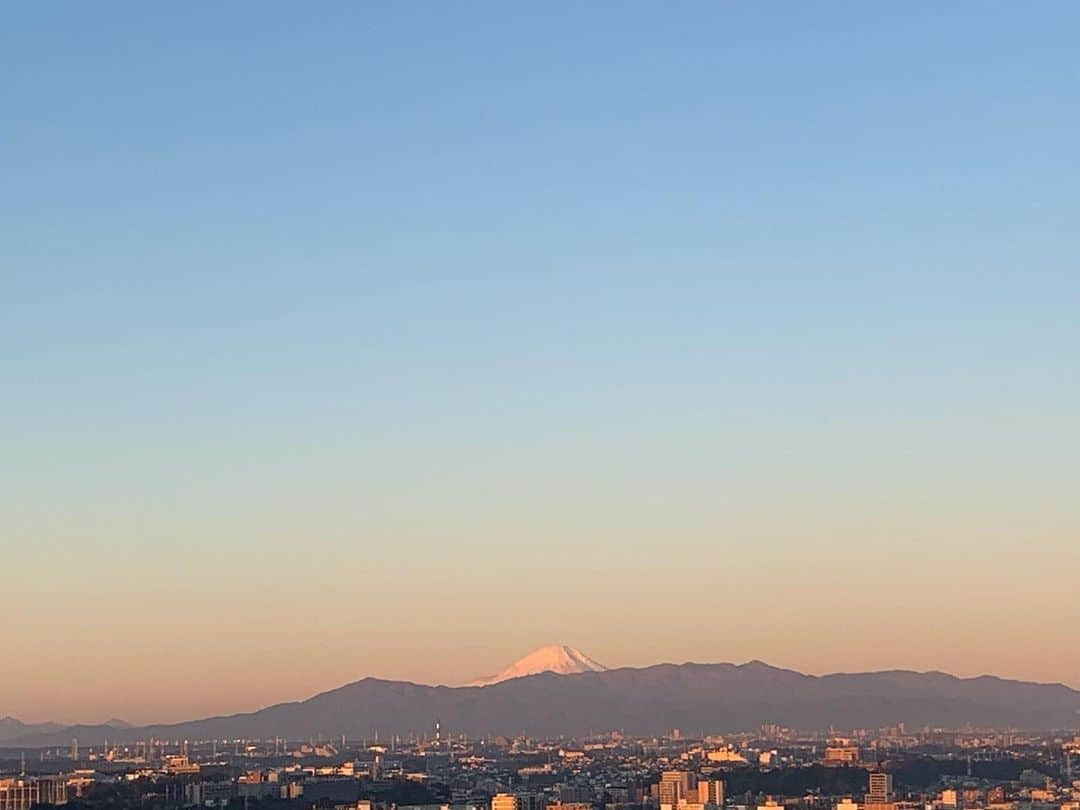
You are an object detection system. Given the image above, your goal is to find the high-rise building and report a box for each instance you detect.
[493,794,519,810]
[660,772,696,809]
[698,780,725,806]
[867,773,892,803]
[865,772,894,810]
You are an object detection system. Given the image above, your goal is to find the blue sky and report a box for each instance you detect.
[2,3,1079,722]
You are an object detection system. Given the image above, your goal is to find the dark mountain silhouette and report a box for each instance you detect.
[9,661,1080,746]
[0,716,65,743]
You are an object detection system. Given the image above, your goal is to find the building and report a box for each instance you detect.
[200,781,236,806]
[0,777,68,810]
[166,755,200,775]
[660,772,697,808]
[493,794,519,810]
[698,780,725,806]
[281,782,304,800]
[707,749,748,764]
[962,790,984,807]
[1,779,41,810]
[825,747,861,764]
[865,773,894,810]
[516,793,546,810]
[868,773,893,801]
[559,787,593,804]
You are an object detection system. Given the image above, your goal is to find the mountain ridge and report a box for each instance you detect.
[6,659,1079,747]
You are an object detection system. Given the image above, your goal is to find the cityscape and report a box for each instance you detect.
[3,647,1080,810]
[3,701,1080,810]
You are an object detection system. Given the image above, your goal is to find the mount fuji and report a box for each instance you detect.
[467,644,608,686]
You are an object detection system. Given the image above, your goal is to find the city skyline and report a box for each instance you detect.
[4,4,1079,729]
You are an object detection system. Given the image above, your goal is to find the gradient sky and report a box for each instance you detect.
[2,3,1079,725]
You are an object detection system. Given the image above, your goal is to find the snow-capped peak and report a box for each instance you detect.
[468,645,607,686]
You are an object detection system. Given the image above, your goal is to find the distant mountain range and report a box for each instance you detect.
[0,716,129,745]
[0,716,65,744]
[6,650,1080,747]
